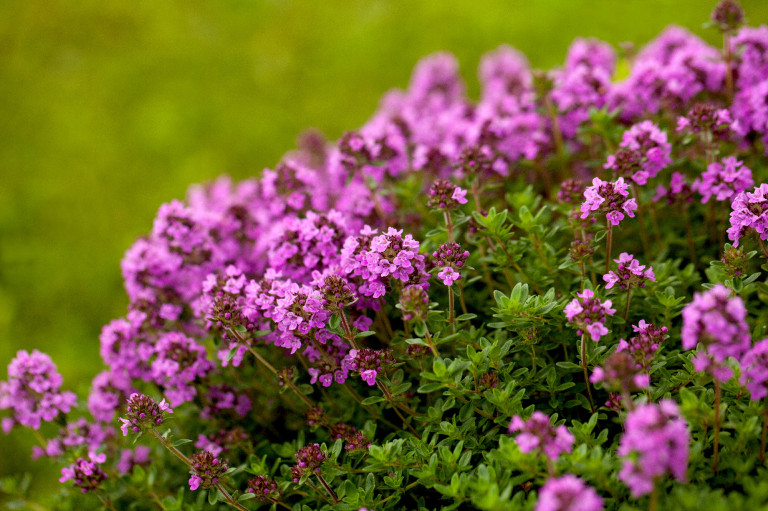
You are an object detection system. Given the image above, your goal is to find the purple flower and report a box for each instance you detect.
[293,443,327,481]
[344,348,394,387]
[653,172,694,205]
[612,121,672,181]
[247,475,280,502]
[150,332,214,406]
[580,177,637,226]
[603,253,655,291]
[118,393,173,436]
[508,411,574,460]
[0,350,77,433]
[536,474,603,511]
[618,400,689,497]
[116,446,152,475]
[564,289,615,342]
[591,351,650,393]
[617,320,668,372]
[428,180,468,210]
[681,284,751,381]
[727,183,768,247]
[696,157,753,203]
[432,242,470,286]
[59,452,107,494]
[740,339,768,401]
[188,450,228,491]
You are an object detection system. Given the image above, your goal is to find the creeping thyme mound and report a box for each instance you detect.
[6,2,768,510]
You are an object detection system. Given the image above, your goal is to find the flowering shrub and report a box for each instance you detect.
[5,2,768,510]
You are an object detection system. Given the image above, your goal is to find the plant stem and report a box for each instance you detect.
[214,483,250,511]
[151,429,192,467]
[714,379,722,474]
[423,323,440,357]
[448,286,455,334]
[605,224,613,275]
[624,288,632,323]
[315,474,339,505]
[444,211,455,243]
[649,483,658,511]
[339,309,360,350]
[631,184,650,257]
[757,236,768,259]
[724,31,734,105]
[580,334,596,414]
[761,410,768,463]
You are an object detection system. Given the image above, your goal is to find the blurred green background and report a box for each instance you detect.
[1,0,766,500]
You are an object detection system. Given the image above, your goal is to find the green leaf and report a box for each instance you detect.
[361,396,385,405]
[238,492,256,501]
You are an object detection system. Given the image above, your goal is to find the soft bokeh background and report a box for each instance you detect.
[1,0,766,500]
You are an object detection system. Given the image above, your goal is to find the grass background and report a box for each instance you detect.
[1,0,766,500]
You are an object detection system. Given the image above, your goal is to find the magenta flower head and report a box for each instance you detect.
[247,475,280,502]
[618,121,671,179]
[591,351,650,393]
[727,183,768,247]
[118,393,173,436]
[564,288,616,342]
[618,400,689,497]
[536,474,604,511]
[603,253,655,291]
[696,157,753,203]
[188,450,228,491]
[681,284,751,382]
[617,320,667,372]
[345,348,395,386]
[59,452,107,494]
[427,179,468,210]
[432,242,470,287]
[0,350,77,433]
[508,411,574,460]
[293,443,327,482]
[580,177,637,226]
[740,339,768,401]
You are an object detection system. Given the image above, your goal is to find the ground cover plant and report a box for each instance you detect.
[3,1,768,509]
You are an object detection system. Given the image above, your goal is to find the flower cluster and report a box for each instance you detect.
[398,285,430,321]
[617,320,667,372]
[727,183,768,247]
[564,289,616,342]
[739,339,768,401]
[119,393,173,436]
[0,350,77,433]
[536,475,603,511]
[59,453,107,494]
[292,443,327,482]
[604,121,671,185]
[432,242,470,286]
[591,351,650,394]
[341,226,428,299]
[580,177,638,226]
[508,411,574,460]
[247,475,280,502]
[676,103,735,140]
[696,157,753,203]
[618,400,689,497]
[603,253,655,291]
[188,450,228,491]
[681,284,751,381]
[345,348,395,386]
[427,180,468,210]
